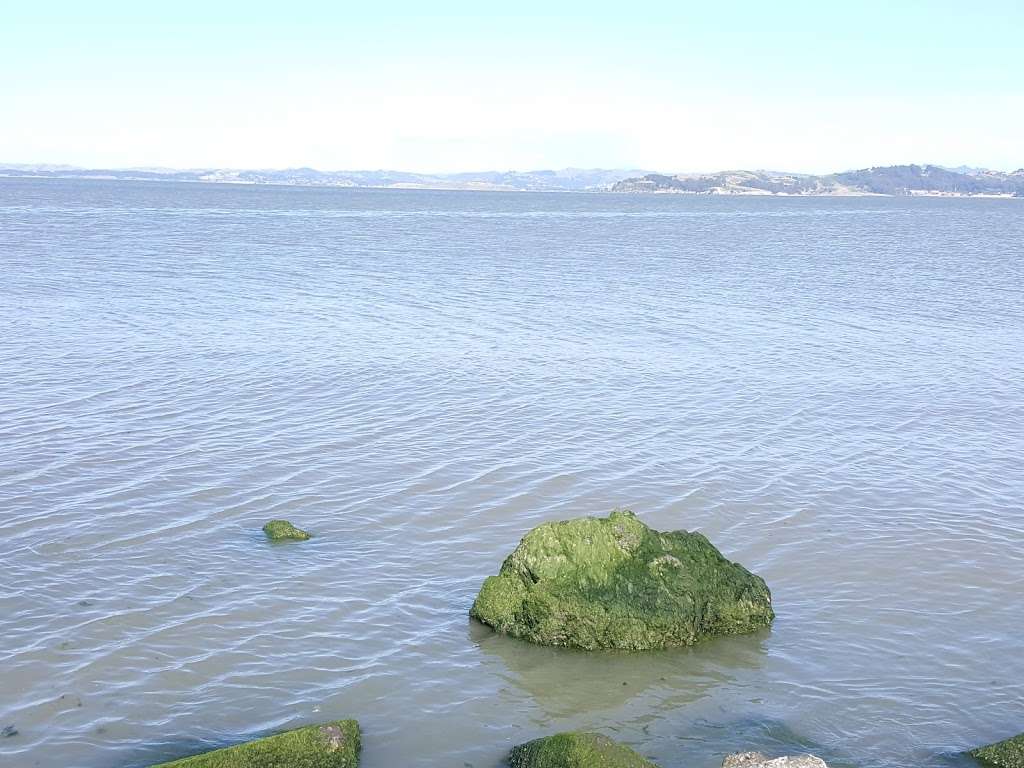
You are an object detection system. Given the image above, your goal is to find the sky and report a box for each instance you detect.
[2,1,1022,173]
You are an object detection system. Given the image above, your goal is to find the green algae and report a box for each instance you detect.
[149,719,359,767]
[971,733,1024,768]
[262,519,312,541]
[471,509,774,650]
[509,731,660,768]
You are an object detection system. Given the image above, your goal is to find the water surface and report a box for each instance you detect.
[1,179,1022,768]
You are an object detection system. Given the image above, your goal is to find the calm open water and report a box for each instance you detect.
[1,178,1022,768]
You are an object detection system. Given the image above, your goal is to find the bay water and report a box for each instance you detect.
[1,178,1022,768]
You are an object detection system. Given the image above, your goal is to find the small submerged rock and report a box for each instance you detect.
[723,752,829,768]
[262,519,312,541]
[471,509,774,650]
[149,719,359,767]
[509,732,659,768]
[971,733,1024,768]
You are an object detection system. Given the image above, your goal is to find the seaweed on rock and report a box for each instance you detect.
[971,733,1024,768]
[262,519,312,541]
[509,732,660,768]
[471,510,774,650]
[149,719,360,767]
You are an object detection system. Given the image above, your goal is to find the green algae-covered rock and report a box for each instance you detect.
[471,509,773,650]
[971,733,1024,768]
[150,719,359,767]
[509,732,660,768]
[262,519,312,541]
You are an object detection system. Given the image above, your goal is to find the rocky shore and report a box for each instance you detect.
[146,723,1024,768]
[137,511,1019,767]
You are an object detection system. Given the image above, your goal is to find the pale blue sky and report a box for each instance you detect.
[3,1,1022,172]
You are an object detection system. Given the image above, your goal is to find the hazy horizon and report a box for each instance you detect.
[3,160,1021,176]
[3,1,1022,174]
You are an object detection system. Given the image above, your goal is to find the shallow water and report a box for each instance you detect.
[1,178,1022,768]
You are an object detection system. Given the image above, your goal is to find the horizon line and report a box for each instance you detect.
[2,161,1021,176]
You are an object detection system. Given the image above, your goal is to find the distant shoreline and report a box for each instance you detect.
[2,163,1023,198]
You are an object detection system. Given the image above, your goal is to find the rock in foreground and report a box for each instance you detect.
[150,719,359,767]
[471,510,773,650]
[723,752,829,768]
[971,733,1024,768]
[262,519,312,541]
[510,732,659,768]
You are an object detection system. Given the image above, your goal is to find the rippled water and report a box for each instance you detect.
[1,178,1022,768]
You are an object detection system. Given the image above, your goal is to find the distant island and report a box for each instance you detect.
[2,163,1023,197]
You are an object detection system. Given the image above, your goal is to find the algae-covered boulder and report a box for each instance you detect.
[723,752,829,768]
[971,733,1024,768]
[509,732,659,768]
[471,509,773,650]
[150,719,359,767]
[263,519,311,541]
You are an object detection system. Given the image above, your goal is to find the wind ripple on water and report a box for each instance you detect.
[0,181,1022,768]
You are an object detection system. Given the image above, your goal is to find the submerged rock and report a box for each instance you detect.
[509,732,659,768]
[149,719,359,767]
[470,509,773,650]
[262,519,312,541]
[971,733,1024,768]
[723,752,829,768]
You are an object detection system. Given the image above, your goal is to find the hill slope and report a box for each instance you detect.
[611,165,1024,196]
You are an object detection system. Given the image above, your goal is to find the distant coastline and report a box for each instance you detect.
[610,165,1024,197]
[2,162,1022,197]
[0,165,641,193]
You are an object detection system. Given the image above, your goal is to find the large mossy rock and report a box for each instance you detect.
[471,509,773,650]
[149,719,360,767]
[971,733,1024,768]
[509,732,659,768]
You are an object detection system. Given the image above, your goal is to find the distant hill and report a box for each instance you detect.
[0,165,647,192]
[611,165,1024,196]
[3,163,1022,196]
